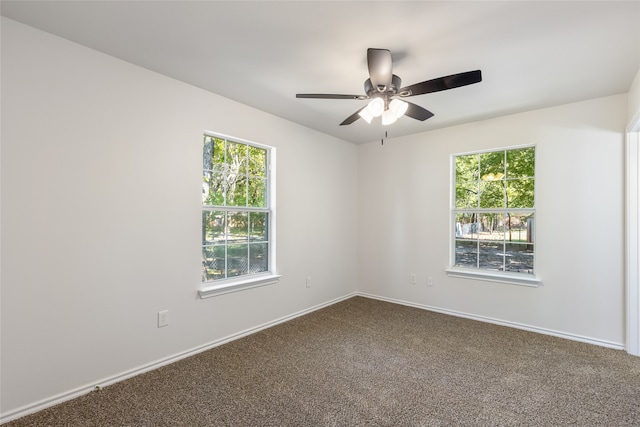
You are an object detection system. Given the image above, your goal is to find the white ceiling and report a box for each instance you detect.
[2,1,639,144]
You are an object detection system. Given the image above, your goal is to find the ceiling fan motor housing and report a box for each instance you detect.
[364,74,402,98]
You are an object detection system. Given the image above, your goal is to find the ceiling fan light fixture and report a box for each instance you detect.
[389,99,408,118]
[367,97,385,117]
[358,107,374,123]
[381,108,398,126]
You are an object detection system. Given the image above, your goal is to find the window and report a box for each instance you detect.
[200,133,277,297]
[449,146,537,284]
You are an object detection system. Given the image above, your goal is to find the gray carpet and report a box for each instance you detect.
[5,296,640,426]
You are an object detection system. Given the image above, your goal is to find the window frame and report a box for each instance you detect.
[446,144,540,287]
[199,131,279,298]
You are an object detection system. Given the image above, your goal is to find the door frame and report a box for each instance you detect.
[626,115,640,356]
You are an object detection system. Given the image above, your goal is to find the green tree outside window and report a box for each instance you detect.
[202,135,271,282]
[453,146,535,275]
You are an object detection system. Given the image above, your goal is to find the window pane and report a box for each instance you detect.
[203,137,225,172]
[455,240,477,268]
[249,243,268,274]
[249,212,268,242]
[228,212,248,243]
[455,154,479,183]
[202,171,224,206]
[505,243,534,274]
[226,178,247,207]
[456,181,478,208]
[248,178,267,208]
[480,151,505,180]
[248,145,267,178]
[228,244,249,277]
[479,241,504,271]
[203,137,214,171]
[202,245,225,281]
[505,213,533,243]
[506,178,534,208]
[479,180,505,208]
[225,141,247,175]
[478,213,505,241]
[202,210,226,244]
[506,147,535,179]
[455,213,479,239]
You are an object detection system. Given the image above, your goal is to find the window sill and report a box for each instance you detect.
[199,273,281,299]
[445,268,541,287]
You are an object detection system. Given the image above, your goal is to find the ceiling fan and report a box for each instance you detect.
[296,48,482,126]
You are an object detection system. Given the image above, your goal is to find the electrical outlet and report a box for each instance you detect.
[158,310,169,327]
[410,274,417,284]
[306,276,312,288]
[427,276,434,286]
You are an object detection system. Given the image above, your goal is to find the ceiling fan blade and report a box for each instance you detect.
[296,93,365,100]
[404,102,435,121]
[340,106,366,126]
[367,48,393,92]
[399,70,482,97]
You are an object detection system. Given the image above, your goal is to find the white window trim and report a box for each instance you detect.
[445,268,540,287]
[199,131,278,298]
[199,273,282,298]
[449,144,539,285]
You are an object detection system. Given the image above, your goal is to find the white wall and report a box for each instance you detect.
[358,94,627,347]
[628,69,640,126]
[0,18,358,419]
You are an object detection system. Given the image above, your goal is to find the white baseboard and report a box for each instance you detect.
[356,292,625,351]
[0,292,357,425]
